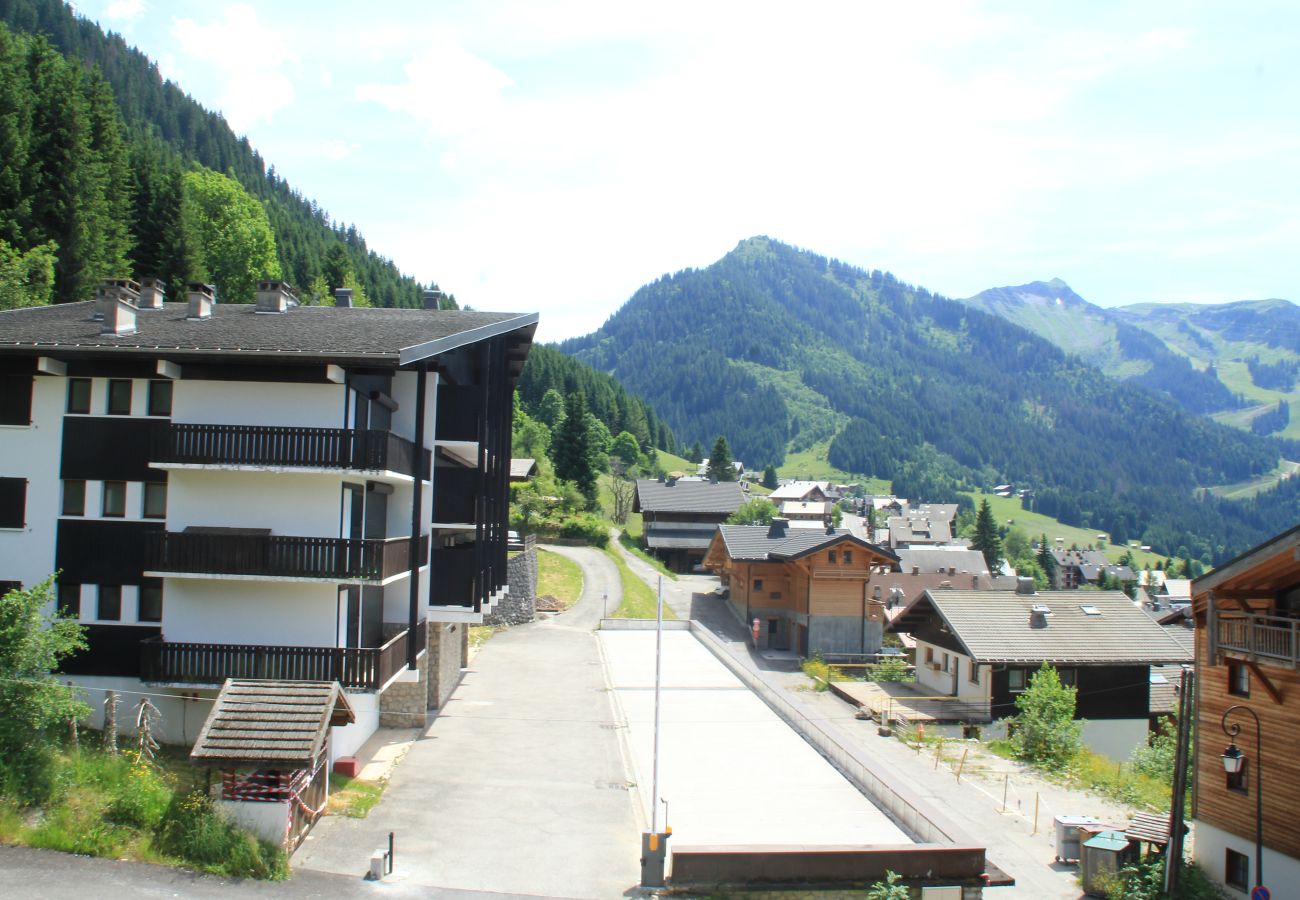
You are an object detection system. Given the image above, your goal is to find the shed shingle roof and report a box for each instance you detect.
[891,590,1192,665]
[635,479,746,515]
[715,525,898,563]
[190,679,355,769]
[0,301,536,367]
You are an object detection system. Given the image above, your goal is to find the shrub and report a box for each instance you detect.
[106,753,172,830]
[869,656,913,682]
[558,515,609,547]
[865,870,910,900]
[1009,663,1082,766]
[1131,717,1178,781]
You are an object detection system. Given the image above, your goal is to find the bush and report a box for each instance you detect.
[558,515,609,547]
[868,656,913,682]
[1009,663,1082,766]
[106,753,172,830]
[1131,717,1178,781]
[157,791,287,879]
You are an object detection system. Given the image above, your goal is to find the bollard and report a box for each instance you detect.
[955,747,968,783]
[1032,792,1039,836]
[1002,774,1008,813]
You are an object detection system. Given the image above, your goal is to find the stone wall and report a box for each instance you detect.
[428,621,466,709]
[378,640,428,728]
[486,537,537,626]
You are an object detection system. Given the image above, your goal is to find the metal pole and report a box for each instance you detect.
[1221,704,1264,890]
[651,576,664,835]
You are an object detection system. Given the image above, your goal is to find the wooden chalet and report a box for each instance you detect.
[635,477,747,572]
[703,518,897,658]
[191,679,355,851]
[1192,523,1300,896]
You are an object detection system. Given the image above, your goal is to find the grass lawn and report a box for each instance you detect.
[606,545,677,620]
[327,773,384,818]
[1206,458,1300,500]
[618,529,676,580]
[538,548,583,608]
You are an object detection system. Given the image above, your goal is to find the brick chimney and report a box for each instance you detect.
[137,277,166,310]
[424,289,444,310]
[334,287,353,308]
[187,283,215,320]
[256,280,297,314]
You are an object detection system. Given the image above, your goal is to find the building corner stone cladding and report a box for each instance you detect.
[377,620,469,724]
[487,539,538,626]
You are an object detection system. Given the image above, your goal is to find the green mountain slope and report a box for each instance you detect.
[0,0,439,308]
[561,237,1300,563]
[963,280,1244,416]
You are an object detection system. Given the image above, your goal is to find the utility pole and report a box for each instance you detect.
[1165,666,1194,896]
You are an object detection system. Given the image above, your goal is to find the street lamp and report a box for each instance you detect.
[1221,704,1263,891]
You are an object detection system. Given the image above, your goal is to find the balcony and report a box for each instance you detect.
[154,423,430,479]
[1216,611,1300,667]
[141,620,427,691]
[145,530,429,583]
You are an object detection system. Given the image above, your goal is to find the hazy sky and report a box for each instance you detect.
[74,1,1299,342]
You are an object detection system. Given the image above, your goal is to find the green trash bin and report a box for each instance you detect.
[1081,830,1139,897]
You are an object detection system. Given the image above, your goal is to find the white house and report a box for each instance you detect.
[0,279,535,759]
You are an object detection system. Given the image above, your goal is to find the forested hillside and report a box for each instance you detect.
[518,345,677,454]
[563,236,1300,562]
[0,0,443,308]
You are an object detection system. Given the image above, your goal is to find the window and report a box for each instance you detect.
[1058,668,1077,687]
[0,580,20,596]
[147,380,173,417]
[67,378,91,414]
[0,477,26,528]
[1008,668,1027,692]
[138,580,163,623]
[62,479,86,516]
[57,583,80,617]
[1228,661,1250,698]
[769,590,783,599]
[0,374,33,425]
[925,647,935,665]
[142,481,167,519]
[1227,759,1248,795]
[942,653,950,673]
[97,585,121,621]
[843,549,853,564]
[106,379,132,415]
[828,550,838,564]
[102,481,126,517]
[754,578,764,591]
[969,661,980,684]
[1225,848,1250,891]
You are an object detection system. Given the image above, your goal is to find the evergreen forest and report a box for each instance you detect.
[0,0,448,308]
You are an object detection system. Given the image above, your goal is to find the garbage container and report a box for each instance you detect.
[1080,830,1138,896]
[1054,815,1102,862]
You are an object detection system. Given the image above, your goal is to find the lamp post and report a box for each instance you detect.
[1221,704,1263,891]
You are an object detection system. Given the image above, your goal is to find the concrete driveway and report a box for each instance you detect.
[295,544,642,899]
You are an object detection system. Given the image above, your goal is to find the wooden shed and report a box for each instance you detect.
[190,679,355,850]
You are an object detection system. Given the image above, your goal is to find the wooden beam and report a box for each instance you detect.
[1245,660,1283,704]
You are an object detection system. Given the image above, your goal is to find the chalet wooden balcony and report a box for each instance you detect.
[145,530,429,582]
[141,619,427,691]
[1216,611,1300,667]
[154,423,431,479]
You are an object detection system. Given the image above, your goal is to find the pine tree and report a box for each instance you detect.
[706,436,736,481]
[762,464,779,490]
[1036,533,1058,588]
[552,392,598,508]
[971,498,1003,573]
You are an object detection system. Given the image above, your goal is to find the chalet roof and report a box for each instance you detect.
[1052,549,1109,568]
[894,547,989,576]
[190,679,355,769]
[781,500,832,517]
[1149,665,1188,715]
[644,523,720,549]
[0,301,537,368]
[714,524,898,564]
[1194,521,1300,611]
[890,590,1191,665]
[635,479,746,515]
[509,458,538,481]
[769,481,829,501]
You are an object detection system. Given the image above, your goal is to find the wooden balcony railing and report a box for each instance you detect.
[155,423,430,479]
[1216,612,1300,667]
[145,531,429,581]
[141,619,428,691]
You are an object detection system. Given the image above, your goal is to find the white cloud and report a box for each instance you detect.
[170,5,297,133]
[355,44,514,137]
[104,0,145,21]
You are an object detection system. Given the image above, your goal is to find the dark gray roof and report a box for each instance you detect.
[892,590,1192,665]
[715,524,898,563]
[895,548,989,575]
[636,479,746,515]
[644,524,720,549]
[190,679,355,769]
[0,301,537,367]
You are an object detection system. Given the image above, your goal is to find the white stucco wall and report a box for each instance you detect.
[164,579,340,645]
[66,675,216,747]
[1079,718,1150,761]
[0,375,63,599]
[390,370,438,448]
[218,798,292,847]
[166,469,343,535]
[914,640,989,702]
[1194,819,1300,898]
[172,380,344,429]
[331,691,379,761]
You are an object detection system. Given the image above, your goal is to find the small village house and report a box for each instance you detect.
[634,476,746,572]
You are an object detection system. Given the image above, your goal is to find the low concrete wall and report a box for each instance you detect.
[598,618,691,631]
[669,843,986,888]
[686,621,984,850]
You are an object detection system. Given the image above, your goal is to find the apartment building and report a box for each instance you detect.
[0,279,534,758]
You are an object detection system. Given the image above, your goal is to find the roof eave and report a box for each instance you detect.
[398,312,539,366]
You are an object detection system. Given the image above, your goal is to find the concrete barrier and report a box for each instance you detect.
[598,617,691,631]
[669,843,986,887]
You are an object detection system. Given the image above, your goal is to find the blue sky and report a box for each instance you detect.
[74,1,1300,341]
